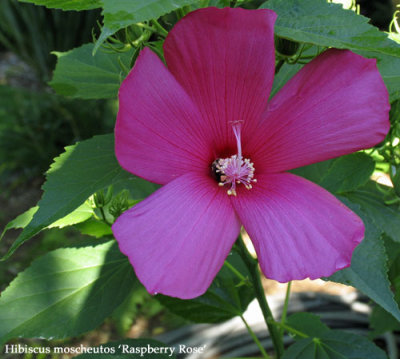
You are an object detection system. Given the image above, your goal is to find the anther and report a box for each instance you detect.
[210,121,257,196]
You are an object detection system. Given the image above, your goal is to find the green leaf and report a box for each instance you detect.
[260,0,400,102]
[50,43,135,99]
[286,313,329,340]
[75,218,113,238]
[319,153,375,194]
[282,330,388,359]
[260,0,400,57]
[18,0,101,10]
[270,62,303,99]
[50,202,93,228]
[0,207,37,236]
[157,251,255,323]
[389,32,400,45]
[0,241,137,344]
[373,53,400,102]
[329,199,400,322]
[291,153,374,194]
[74,339,176,358]
[1,134,157,261]
[0,203,92,242]
[290,159,333,185]
[345,181,400,242]
[95,0,197,51]
[370,304,400,336]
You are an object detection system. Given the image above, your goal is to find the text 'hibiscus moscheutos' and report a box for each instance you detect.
[112,7,390,299]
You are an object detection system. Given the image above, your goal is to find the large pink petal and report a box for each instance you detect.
[248,49,390,174]
[115,48,212,185]
[112,173,241,299]
[232,173,364,282]
[164,7,276,156]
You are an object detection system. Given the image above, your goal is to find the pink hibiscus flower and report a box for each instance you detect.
[112,7,390,299]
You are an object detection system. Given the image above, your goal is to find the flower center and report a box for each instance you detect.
[211,122,256,196]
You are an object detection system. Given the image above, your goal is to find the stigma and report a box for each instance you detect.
[211,121,256,196]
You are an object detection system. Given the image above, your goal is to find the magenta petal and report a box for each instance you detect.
[249,49,390,174]
[164,7,277,153]
[112,174,241,299]
[115,48,212,185]
[232,173,364,282]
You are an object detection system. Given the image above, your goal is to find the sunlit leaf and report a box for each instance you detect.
[0,203,92,243]
[1,134,157,261]
[18,0,101,11]
[74,218,113,238]
[0,241,137,344]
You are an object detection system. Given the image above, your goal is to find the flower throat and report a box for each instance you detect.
[211,121,256,196]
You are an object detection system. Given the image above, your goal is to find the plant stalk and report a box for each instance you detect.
[240,315,272,359]
[237,236,285,358]
[279,281,292,338]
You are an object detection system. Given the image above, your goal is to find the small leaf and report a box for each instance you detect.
[74,338,176,358]
[0,241,137,344]
[50,43,135,99]
[18,0,101,11]
[286,313,329,340]
[1,134,157,261]
[282,330,388,359]
[157,251,255,323]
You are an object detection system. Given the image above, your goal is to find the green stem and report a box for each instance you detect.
[240,315,271,359]
[237,237,285,358]
[132,30,152,47]
[136,22,155,32]
[279,281,292,337]
[224,260,246,282]
[151,19,168,37]
[99,207,111,226]
[268,320,308,339]
[176,8,186,20]
[275,59,285,74]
